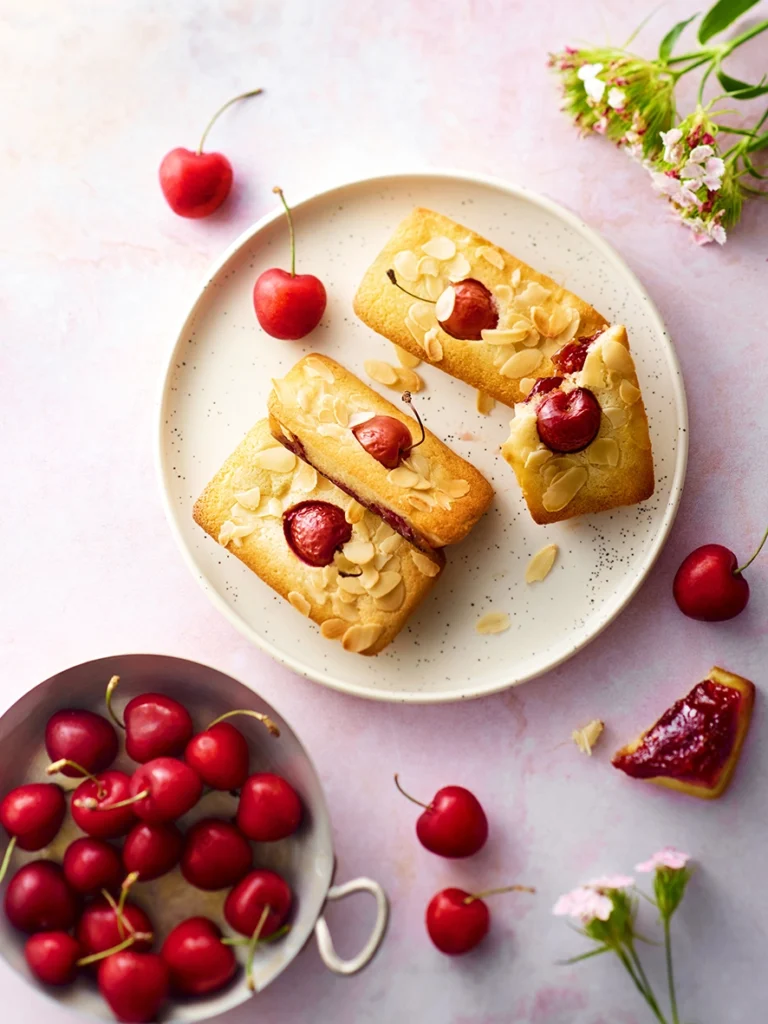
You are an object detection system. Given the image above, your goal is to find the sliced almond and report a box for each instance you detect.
[547,305,572,338]
[424,332,444,362]
[255,496,283,518]
[572,719,604,756]
[411,550,440,577]
[288,591,311,616]
[317,407,335,424]
[444,479,470,499]
[393,249,420,282]
[481,327,526,346]
[253,447,297,473]
[293,461,318,493]
[331,595,359,622]
[445,253,471,281]
[317,423,346,440]
[586,437,620,467]
[531,306,551,336]
[411,475,433,491]
[393,344,421,368]
[217,521,237,546]
[602,339,634,376]
[476,390,496,415]
[580,344,606,390]
[342,540,375,565]
[395,366,423,392]
[333,398,350,427]
[355,517,371,542]
[234,487,261,511]
[541,456,578,487]
[435,287,455,322]
[342,623,384,653]
[519,377,536,398]
[555,308,580,343]
[500,349,543,378]
[423,275,446,301]
[379,532,402,555]
[374,521,395,544]
[525,544,558,583]
[338,575,366,595]
[511,267,522,287]
[542,466,588,512]
[515,281,551,307]
[270,377,294,408]
[360,564,380,589]
[405,316,427,347]
[322,564,340,587]
[494,284,513,304]
[525,448,553,471]
[619,380,641,405]
[364,360,399,386]
[374,581,406,612]
[368,570,402,599]
[308,586,328,606]
[476,245,504,270]
[304,356,335,383]
[421,236,456,261]
[320,618,347,640]
[417,256,440,277]
[404,494,434,512]
[346,499,365,524]
[476,611,510,635]
[408,301,435,330]
[387,466,420,488]
[297,385,314,412]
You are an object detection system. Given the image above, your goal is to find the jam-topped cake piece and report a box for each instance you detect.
[354,207,608,407]
[612,666,755,799]
[267,354,493,551]
[193,419,444,655]
[501,325,654,524]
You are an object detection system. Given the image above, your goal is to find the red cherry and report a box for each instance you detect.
[5,861,79,933]
[536,387,601,454]
[158,88,262,219]
[181,818,253,891]
[236,773,302,842]
[45,709,118,777]
[119,686,194,764]
[122,822,183,882]
[526,376,564,401]
[394,775,488,858]
[426,884,534,955]
[253,187,326,340]
[98,951,169,1024]
[24,931,82,986]
[437,279,498,341]
[673,541,760,621]
[161,917,236,996]
[0,783,66,852]
[184,709,279,791]
[70,770,138,839]
[352,415,414,469]
[129,758,203,824]
[551,331,602,374]
[62,837,123,896]
[77,897,153,959]
[224,868,292,939]
[283,500,352,568]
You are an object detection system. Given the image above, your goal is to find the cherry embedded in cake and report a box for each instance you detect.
[283,500,352,567]
[551,331,602,374]
[435,279,498,340]
[612,666,755,799]
[535,387,601,454]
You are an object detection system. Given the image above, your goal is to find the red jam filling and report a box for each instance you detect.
[551,331,603,374]
[612,680,742,787]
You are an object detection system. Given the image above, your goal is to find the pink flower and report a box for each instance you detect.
[587,874,635,890]
[636,847,691,872]
[553,886,613,924]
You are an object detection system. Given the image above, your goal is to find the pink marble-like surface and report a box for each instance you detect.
[2,1,767,1021]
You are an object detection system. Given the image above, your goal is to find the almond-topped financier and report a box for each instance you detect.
[353,207,608,407]
[500,325,653,523]
[193,419,444,656]
[268,354,493,551]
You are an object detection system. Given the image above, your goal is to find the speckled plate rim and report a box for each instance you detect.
[156,168,688,704]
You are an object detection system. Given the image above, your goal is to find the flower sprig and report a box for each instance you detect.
[554,848,692,1024]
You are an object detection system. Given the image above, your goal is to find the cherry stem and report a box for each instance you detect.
[463,885,536,904]
[401,392,426,451]
[246,904,271,993]
[47,759,106,799]
[76,789,149,812]
[736,524,768,574]
[197,88,263,155]
[273,186,296,278]
[105,675,125,730]
[221,924,290,947]
[206,708,280,739]
[118,872,140,920]
[76,931,152,967]
[386,269,435,304]
[102,889,128,941]
[393,773,431,811]
[0,836,17,886]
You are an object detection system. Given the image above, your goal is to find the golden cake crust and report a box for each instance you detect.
[193,419,444,656]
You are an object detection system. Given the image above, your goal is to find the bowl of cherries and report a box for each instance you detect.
[0,654,387,1022]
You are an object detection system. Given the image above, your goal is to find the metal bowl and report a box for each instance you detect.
[0,654,388,1021]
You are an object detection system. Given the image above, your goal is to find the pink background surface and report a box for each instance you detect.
[2,1,767,1021]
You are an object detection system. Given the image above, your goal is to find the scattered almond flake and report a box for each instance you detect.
[395,366,423,392]
[408,301,435,330]
[393,249,420,282]
[374,581,406,612]
[511,267,522,287]
[500,349,543,378]
[554,308,580,343]
[444,479,470,499]
[322,564,339,587]
[342,623,384,653]
[364,360,399,386]
[252,447,297,473]
[297,386,314,412]
[476,611,511,635]
[445,253,471,282]
[519,378,536,398]
[572,719,605,756]
[421,236,456,261]
[423,275,445,301]
[516,281,551,307]
[393,344,421,369]
[317,422,346,439]
[218,520,237,546]
[379,532,401,555]
[476,390,496,415]
[481,327,526,346]
[580,345,606,390]
[288,591,311,616]
[425,333,444,362]
[404,494,434,512]
[234,487,261,511]
[342,540,375,565]
[271,376,294,408]
[530,306,551,336]
[333,398,350,427]
[619,380,641,405]
[435,287,455,322]
[320,618,347,640]
[494,284,513,303]
[317,407,335,424]
[417,256,440,277]
[602,339,634,376]
[331,595,359,622]
[433,492,452,510]
[586,438,620,467]
[338,575,366,595]
[411,475,432,491]
[255,496,284,518]
[387,466,420,488]
[381,554,401,573]
[355,517,371,542]
[373,520,394,544]
[603,406,627,428]
[359,564,380,589]
[367,570,402,599]
[308,586,327,606]
[411,550,440,577]
[348,410,375,429]
[541,456,578,487]
[346,499,365,524]
[547,305,572,338]
[525,544,558,584]
[304,356,335,383]
[476,246,504,270]
[525,448,553,471]
[542,466,588,512]
[404,316,427,347]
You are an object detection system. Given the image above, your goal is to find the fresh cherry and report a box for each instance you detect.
[394,774,488,858]
[161,917,237,997]
[107,678,194,763]
[283,500,352,568]
[0,783,66,863]
[536,387,601,453]
[253,186,327,340]
[62,837,123,896]
[673,528,767,621]
[352,391,427,470]
[551,331,602,374]
[24,931,82,986]
[526,376,564,401]
[387,270,497,341]
[236,773,302,842]
[426,884,533,955]
[66,769,138,839]
[5,861,79,933]
[224,868,292,940]
[77,892,153,959]
[181,818,253,891]
[98,951,169,1024]
[184,709,279,791]
[45,708,118,777]
[129,758,203,824]
[122,822,183,881]
[159,88,262,219]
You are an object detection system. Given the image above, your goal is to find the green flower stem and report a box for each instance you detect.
[721,18,768,58]
[616,947,670,1024]
[627,942,669,1024]
[663,918,681,1024]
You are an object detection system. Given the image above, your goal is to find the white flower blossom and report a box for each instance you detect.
[660,128,683,164]
[689,145,714,162]
[607,87,626,110]
[553,886,613,924]
[636,848,690,872]
[577,62,606,102]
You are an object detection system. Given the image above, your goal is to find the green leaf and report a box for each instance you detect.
[557,946,611,966]
[732,81,768,98]
[699,0,762,42]
[747,130,768,151]
[660,15,699,60]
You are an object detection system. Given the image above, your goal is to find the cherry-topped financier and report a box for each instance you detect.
[387,269,499,341]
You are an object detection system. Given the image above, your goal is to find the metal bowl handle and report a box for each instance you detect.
[314,877,389,975]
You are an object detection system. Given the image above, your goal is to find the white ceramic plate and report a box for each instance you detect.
[158,171,687,704]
